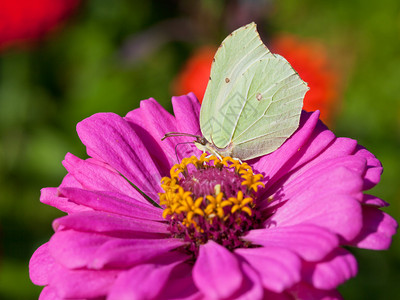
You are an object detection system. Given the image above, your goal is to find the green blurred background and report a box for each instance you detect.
[0,0,399,299]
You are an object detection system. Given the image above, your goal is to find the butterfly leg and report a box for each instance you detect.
[231,157,243,164]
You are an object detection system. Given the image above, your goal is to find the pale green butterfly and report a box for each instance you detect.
[163,22,309,161]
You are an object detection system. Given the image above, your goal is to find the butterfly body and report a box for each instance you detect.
[194,138,234,159]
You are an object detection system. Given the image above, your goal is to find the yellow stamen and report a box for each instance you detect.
[170,165,183,179]
[205,192,228,218]
[241,173,264,192]
[159,154,263,228]
[228,191,254,216]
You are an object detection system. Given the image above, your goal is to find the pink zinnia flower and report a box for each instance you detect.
[30,94,397,299]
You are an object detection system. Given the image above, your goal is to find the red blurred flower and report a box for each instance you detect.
[0,0,80,51]
[173,35,339,125]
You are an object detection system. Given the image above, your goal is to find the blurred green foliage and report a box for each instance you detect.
[0,0,398,299]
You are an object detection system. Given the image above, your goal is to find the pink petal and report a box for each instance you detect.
[244,224,338,262]
[262,290,293,300]
[289,283,343,300]
[253,111,320,186]
[235,247,301,292]
[161,263,202,300]
[265,192,362,242]
[353,145,383,190]
[29,243,54,286]
[89,237,187,269]
[281,120,337,172]
[50,228,187,270]
[193,241,243,299]
[349,206,398,250]
[126,98,181,167]
[172,93,201,137]
[303,248,357,290]
[232,261,264,300]
[171,93,203,157]
[266,157,366,207]
[40,173,91,214]
[40,186,91,214]
[39,286,59,300]
[49,264,118,299]
[76,112,163,201]
[125,107,172,177]
[53,211,169,236]
[108,260,184,300]
[361,194,389,207]
[59,187,163,220]
[264,118,336,192]
[140,97,200,162]
[62,153,145,202]
[49,230,108,269]
[292,136,358,177]
[261,133,359,200]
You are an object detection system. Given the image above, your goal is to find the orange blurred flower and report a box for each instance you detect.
[173,35,339,125]
[0,0,80,51]
[272,34,339,125]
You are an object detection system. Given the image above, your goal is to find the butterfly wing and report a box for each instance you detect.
[200,22,274,148]
[200,23,308,160]
[228,55,308,160]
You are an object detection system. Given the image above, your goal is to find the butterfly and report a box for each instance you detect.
[164,22,309,161]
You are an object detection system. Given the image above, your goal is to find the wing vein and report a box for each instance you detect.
[228,71,257,142]
[234,113,301,144]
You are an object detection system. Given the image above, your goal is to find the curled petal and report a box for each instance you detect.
[349,206,398,250]
[40,186,90,214]
[302,248,358,290]
[361,194,389,207]
[40,172,91,213]
[353,145,383,190]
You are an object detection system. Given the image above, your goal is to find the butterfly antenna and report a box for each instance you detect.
[174,141,195,163]
[161,132,201,141]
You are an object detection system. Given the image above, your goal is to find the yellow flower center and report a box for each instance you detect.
[158,153,265,254]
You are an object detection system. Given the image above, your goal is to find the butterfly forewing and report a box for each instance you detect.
[200,22,273,148]
[199,23,309,160]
